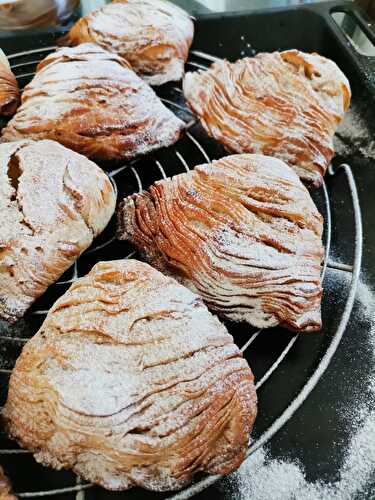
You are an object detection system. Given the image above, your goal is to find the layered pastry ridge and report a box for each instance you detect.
[118,154,324,332]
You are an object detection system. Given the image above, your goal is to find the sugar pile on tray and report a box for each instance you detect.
[222,271,375,500]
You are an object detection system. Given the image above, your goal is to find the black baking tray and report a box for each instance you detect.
[0,1,374,499]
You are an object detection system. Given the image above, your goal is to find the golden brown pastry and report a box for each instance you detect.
[0,49,20,117]
[0,139,115,323]
[118,154,324,332]
[60,0,194,86]
[1,43,184,163]
[4,259,257,491]
[183,50,351,187]
[0,466,15,500]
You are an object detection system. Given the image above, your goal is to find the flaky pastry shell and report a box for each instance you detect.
[118,154,324,332]
[0,139,115,322]
[1,44,185,163]
[183,50,351,187]
[4,259,257,491]
[60,0,194,86]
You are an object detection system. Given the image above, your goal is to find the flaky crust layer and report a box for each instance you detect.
[0,140,115,322]
[1,44,185,162]
[4,259,257,491]
[0,49,20,116]
[183,50,351,187]
[60,0,194,85]
[118,154,324,332]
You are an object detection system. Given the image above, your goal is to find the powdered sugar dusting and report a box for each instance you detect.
[334,100,375,160]
[1,43,185,162]
[0,139,115,322]
[4,259,257,492]
[222,272,375,500]
[183,50,350,186]
[119,153,323,332]
[64,0,194,85]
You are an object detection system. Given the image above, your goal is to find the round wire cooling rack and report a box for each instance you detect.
[0,46,363,499]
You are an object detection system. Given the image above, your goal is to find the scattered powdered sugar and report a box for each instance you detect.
[221,270,375,499]
[334,100,375,160]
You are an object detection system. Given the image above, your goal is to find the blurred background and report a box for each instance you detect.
[184,0,375,16]
[0,0,374,31]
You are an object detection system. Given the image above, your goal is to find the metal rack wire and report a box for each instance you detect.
[0,47,363,499]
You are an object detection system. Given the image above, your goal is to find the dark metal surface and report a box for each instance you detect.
[0,1,374,499]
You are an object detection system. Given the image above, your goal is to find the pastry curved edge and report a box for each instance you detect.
[3,259,257,491]
[117,154,324,333]
[0,139,116,322]
[0,44,185,163]
[183,50,351,187]
[59,0,194,86]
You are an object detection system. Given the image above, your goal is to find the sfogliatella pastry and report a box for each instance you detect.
[118,154,324,332]
[1,44,184,163]
[0,49,20,116]
[0,140,115,322]
[60,0,194,86]
[4,259,257,491]
[183,50,351,187]
[0,466,15,500]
